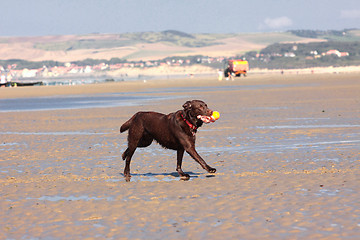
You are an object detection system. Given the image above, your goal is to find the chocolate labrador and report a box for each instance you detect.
[120,100,216,181]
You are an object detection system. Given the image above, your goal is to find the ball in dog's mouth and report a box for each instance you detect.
[211,111,220,121]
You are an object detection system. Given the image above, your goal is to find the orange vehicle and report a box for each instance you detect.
[224,59,249,77]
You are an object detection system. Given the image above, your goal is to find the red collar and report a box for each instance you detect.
[181,113,197,130]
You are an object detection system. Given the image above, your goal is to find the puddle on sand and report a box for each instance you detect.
[107,176,179,183]
[0,131,108,136]
[0,93,183,112]
[26,195,115,201]
[197,139,360,154]
[254,124,360,129]
[107,172,213,183]
[298,188,355,197]
[0,142,24,151]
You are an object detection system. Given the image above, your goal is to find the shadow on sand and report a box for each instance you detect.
[118,171,216,182]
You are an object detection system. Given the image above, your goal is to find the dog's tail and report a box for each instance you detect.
[120,114,136,133]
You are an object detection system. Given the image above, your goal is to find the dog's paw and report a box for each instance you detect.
[207,167,216,173]
[180,173,190,181]
[124,174,131,182]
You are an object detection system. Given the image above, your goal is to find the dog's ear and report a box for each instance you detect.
[182,101,192,111]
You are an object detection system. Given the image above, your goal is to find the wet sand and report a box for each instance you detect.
[1,73,360,239]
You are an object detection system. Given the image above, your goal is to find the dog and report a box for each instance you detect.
[120,100,217,181]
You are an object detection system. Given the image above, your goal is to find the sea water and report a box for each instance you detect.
[0,93,180,112]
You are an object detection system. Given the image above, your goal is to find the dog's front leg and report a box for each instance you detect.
[186,147,216,173]
[176,149,190,180]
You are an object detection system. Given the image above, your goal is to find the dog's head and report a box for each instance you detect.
[182,100,213,126]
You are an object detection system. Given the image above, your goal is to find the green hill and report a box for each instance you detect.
[1,29,360,69]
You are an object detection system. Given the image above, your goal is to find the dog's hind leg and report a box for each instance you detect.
[123,127,144,182]
[123,148,135,182]
[122,148,129,160]
[176,148,190,180]
[137,132,153,147]
[122,129,150,161]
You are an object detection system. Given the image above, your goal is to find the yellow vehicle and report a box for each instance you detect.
[224,60,249,77]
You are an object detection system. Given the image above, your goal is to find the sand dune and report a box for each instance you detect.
[0,32,326,62]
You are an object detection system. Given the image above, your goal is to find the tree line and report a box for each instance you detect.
[240,41,360,69]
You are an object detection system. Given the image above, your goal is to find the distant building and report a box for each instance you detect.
[326,49,341,57]
[22,68,38,78]
[284,52,296,57]
[325,49,349,57]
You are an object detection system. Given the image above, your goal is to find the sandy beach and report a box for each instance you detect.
[1,72,360,239]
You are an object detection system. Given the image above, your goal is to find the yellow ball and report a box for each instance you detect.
[212,111,220,120]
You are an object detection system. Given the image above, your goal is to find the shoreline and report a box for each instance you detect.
[1,69,359,100]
